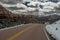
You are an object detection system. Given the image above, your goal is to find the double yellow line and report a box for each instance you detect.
[7,26,32,40]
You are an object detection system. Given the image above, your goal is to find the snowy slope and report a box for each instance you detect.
[46,20,60,40]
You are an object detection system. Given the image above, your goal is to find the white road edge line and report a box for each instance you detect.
[43,29,51,40]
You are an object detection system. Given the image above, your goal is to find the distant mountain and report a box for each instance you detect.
[36,15,60,24]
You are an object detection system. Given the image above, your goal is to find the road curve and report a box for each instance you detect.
[0,24,49,40]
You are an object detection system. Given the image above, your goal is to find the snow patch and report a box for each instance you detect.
[46,20,60,40]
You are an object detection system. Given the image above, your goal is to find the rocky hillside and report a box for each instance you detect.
[0,5,15,19]
[0,5,39,29]
[0,5,60,29]
[36,15,60,24]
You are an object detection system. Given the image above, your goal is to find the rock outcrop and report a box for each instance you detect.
[0,5,14,19]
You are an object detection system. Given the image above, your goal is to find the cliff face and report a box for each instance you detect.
[0,5,14,19]
[0,5,38,29]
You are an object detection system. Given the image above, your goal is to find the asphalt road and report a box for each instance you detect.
[0,24,50,40]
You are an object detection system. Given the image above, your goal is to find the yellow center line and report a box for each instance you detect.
[7,26,32,40]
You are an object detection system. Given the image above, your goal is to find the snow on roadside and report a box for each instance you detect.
[46,20,60,40]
